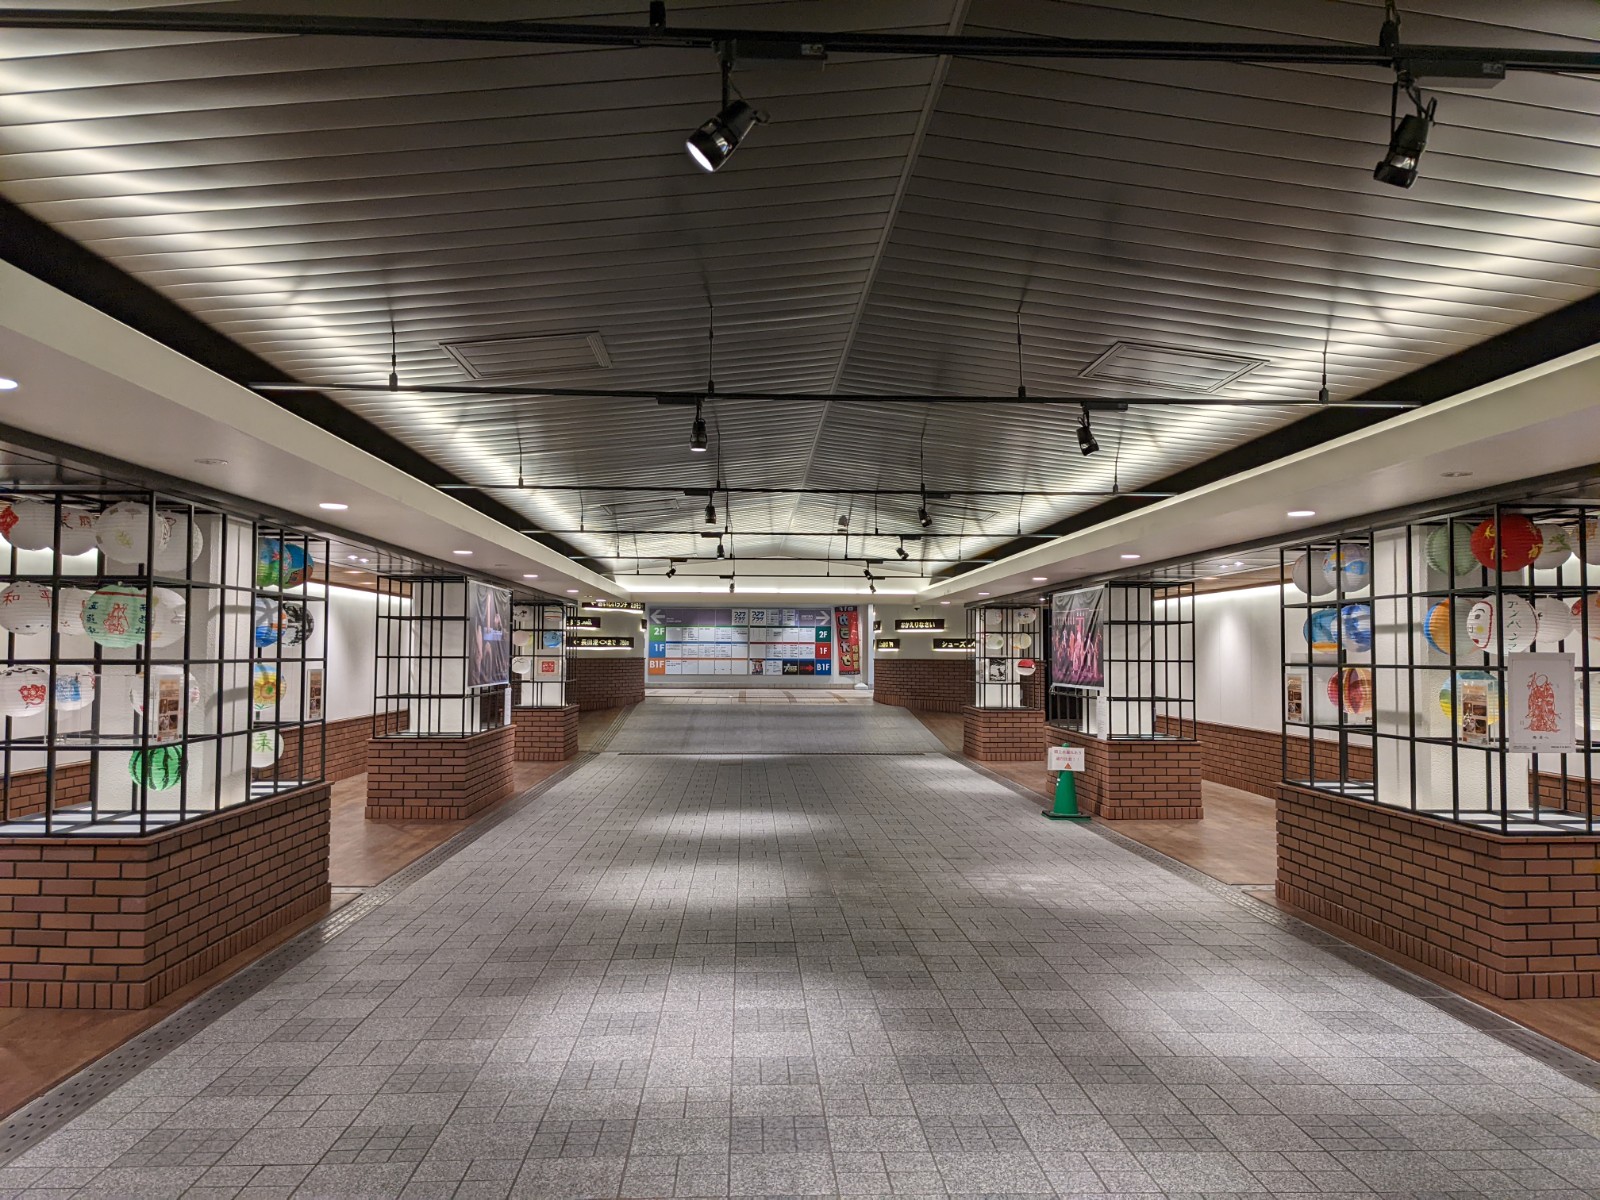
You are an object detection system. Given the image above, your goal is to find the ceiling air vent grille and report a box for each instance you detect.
[1079,341,1265,393]
[439,331,611,379]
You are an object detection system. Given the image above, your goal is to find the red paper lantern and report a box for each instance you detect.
[1469,515,1542,572]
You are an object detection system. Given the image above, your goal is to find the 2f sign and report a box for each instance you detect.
[1047,746,1085,772]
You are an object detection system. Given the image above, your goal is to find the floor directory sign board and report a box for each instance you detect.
[647,606,835,676]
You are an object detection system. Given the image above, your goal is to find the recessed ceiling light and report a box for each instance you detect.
[977,591,990,597]
[566,588,579,594]
[318,502,348,511]
[360,558,369,564]
[1287,510,1316,518]
[1441,470,1473,478]
[194,457,227,466]
[939,600,950,606]
[452,549,473,555]
[1120,553,1141,560]
[347,554,358,561]
[523,573,539,579]
[1031,576,1048,582]
[0,377,18,390]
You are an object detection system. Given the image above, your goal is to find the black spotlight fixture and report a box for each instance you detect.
[689,401,708,452]
[666,566,677,579]
[1374,77,1436,189]
[729,580,735,594]
[1077,405,1100,457]
[716,540,726,559]
[896,538,910,561]
[917,503,932,529]
[703,495,717,525]
[686,53,765,173]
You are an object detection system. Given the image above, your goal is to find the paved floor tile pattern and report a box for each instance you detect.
[3,701,1598,1198]
[601,702,945,756]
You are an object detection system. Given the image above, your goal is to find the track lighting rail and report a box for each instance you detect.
[434,484,1176,498]
[0,9,1595,73]
[251,382,1419,410]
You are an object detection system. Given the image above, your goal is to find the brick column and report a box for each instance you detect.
[512,705,579,762]
[1277,784,1600,999]
[365,726,516,820]
[873,659,970,712]
[962,705,1046,761]
[0,784,330,1009]
[1051,728,1203,819]
[566,657,645,711]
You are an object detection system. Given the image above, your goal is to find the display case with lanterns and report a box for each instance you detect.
[968,604,1039,708]
[1280,501,1599,833]
[0,487,328,836]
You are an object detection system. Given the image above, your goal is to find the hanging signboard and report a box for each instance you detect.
[568,635,634,649]
[874,638,901,651]
[895,618,945,631]
[1507,651,1577,754]
[566,615,602,629]
[583,600,644,614]
[933,638,976,652]
[1051,586,1105,688]
[835,605,861,675]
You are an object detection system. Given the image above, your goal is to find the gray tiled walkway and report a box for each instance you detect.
[602,701,945,755]
[3,701,1598,1198]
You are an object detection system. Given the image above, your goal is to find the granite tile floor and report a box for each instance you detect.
[3,701,1598,1198]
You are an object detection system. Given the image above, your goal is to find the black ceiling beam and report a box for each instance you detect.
[438,483,1175,499]
[253,381,1418,410]
[0,195,587,564]
[0,9,1594,72]
[952,290,1600,579]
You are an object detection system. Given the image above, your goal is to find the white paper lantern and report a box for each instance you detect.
[512,629,534,651]
[94,501,171,564]
[0,667,48,719]
[81,584,148,648]
[1584,518,1600,566]
[1291,551,1337,596]
[148,588,188,649]
[1466,594,1538,654]
[55,586,91,637]
[0,582,56,637]
[512,656,533,676]
[4,499,64,552]
[1325,545,1370,593]
[1534,596,1578,647]
[249,729,283,768]
[53,670,95,712]
[1574,594,1600,641]
[128,667,203,715]
[153,513,205,572]
[1533,524,1575,570]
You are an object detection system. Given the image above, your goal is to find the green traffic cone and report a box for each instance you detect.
[1042,759,1089,821]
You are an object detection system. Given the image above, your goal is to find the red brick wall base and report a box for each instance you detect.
[566,657,646,711]
[874,659,970,713]
[1052,727,1203,819]
[365,726,516,820]
[512,705,579,762]
[1154,717,1373,800]
[1276,784,1600,999]
[0,784,330,1010]
[963,706,1045,761]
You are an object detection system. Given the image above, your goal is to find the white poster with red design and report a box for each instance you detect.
[1506,651,1576,754]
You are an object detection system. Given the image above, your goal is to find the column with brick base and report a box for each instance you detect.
[962,705,1047,761]
[566,657,646,711]
[0,785,331,1010]
[875,659,971,712]
[1050,728,1203,819]
[366,727,516,820]
[1277,785,1600,999]
[512,705,579,762]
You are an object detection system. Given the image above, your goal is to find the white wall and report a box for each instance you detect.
[324,584,379,721]
[1189,584,1284,733]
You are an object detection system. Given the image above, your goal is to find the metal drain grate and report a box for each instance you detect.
[948,752,1600,1090]
[0,754,597,1163]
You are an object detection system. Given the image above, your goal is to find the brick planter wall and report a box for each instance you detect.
[365,726,516,820]
[1051,727,1203,819]
[0,784,330,1009]
[1277,784,1600,999]
[566,657,645,711]
[512,705,579,762]
[2,760,90,822]
[1154,717,1373,800]
[963,706,1046,761]
[873,658,970,712]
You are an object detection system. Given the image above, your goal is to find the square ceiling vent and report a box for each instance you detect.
[439,330,612,379]
[1079,341,1265,393]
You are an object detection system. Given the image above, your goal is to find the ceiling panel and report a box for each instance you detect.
[0,0,1596,578]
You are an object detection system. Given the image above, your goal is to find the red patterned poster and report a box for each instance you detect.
[835,605,861,676]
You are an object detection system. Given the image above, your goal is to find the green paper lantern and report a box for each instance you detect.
[129,745,183,791]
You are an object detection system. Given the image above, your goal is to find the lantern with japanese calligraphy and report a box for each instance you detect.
[81,583,148,648]
[0,582,56,637]
[55,586,90,637]
[53,669,95,711]
[249,729,283,768]
[148,588,187,650]
[95,501,170,564]
[1469,515,1542,572]
[0,667,48,719]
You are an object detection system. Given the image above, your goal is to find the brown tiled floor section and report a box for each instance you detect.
[911,708,1600,1065]
[0,708,622,1117]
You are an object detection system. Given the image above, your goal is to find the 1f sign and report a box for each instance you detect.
[1506,652,1576,754]
[1047,746,1086,772]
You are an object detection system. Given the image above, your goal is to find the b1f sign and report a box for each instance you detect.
[1047,746,1085,773]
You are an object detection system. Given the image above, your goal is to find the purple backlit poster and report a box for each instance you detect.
[1051,586,1105,688]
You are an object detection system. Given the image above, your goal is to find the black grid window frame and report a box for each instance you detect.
[373,574,512,738]
[511,600,567,709]
[1279,502,1597,835]
[0,487,328,838]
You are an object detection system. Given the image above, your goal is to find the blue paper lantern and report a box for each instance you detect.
[1302,607,1340,654]
[1338,603,1373,653]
